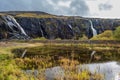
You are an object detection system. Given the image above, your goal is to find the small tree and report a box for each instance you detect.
[113,26,120,40]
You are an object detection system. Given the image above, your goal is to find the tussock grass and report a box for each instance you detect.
[1,41,120,80]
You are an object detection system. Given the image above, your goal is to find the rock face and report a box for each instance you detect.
[0,11,120,40]
[0,15,29,39]
[2,15,29,39]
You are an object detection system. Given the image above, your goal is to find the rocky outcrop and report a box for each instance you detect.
[0,11,120,40]
[15,17,120,39]
[0,15,29,39]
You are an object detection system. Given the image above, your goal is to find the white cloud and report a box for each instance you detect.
[99,4,112,10]
[86,0,120,18]
[58,1,71,8]
[0,0,120,18]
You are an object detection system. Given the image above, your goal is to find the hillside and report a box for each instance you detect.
[0,11,120,40]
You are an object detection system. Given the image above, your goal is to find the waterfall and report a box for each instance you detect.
[2,15,29,39]
[89,20,97,36]
[68,24,72,29]
[40,27,44,37]
[39,22,44,37]
[67,23,74,36]
[2,16,16,32]
[6,15,27,36]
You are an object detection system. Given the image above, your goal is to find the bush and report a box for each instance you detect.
[34,37,47,40]
[91,30,114,40]
[0,60,30,80]
[113,26,120,40]
[79,34,88,40]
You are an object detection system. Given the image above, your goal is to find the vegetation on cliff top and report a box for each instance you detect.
[15,13,57,18]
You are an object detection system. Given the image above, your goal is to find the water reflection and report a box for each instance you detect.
[25,61,120,80]
[78,61,120,80]
[45,61,120,80]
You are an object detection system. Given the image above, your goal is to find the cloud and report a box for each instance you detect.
[70,0,89,16]
[0,0,32,11]
[0,0,90,16]
[99,3,112,11]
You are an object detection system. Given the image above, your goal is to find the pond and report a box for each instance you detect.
[80,61,120,80]
[25,61,120,80]
[45,61,120,80]
[13,44,120,80]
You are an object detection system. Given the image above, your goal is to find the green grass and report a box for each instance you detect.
[91,30,114,40]
[1,42,119,80]
[15,13,57,18]
[33,37,47,40]
[14,43,120,61]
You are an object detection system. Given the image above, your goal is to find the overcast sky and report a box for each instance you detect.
[0,0,119,18]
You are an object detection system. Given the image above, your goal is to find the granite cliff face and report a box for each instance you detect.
[0,11,120,40]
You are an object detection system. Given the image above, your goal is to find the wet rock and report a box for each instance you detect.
[0,15,30,40]
[0,12,120,40]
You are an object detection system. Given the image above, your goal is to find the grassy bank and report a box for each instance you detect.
[1,41,120,80]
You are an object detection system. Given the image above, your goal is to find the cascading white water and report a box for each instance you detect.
[68,24,72,29]
[89,20,97,36]
[2,15,28,36]
[39,22,44,37]
[8,15,27,36]
[40,27,44,37]
[2,16,15,32]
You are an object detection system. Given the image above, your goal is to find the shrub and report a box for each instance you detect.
[0,60,30,80]
[113,26,120,40]
[34,37,47,40]
[91,30,114,40]
[79,34,88,40]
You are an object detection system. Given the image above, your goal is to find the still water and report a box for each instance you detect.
[26,61,120,80]
[45,61,120,80]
